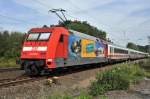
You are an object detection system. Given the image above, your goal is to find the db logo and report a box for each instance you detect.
[32,47,38,51]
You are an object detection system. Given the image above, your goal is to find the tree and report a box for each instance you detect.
[59,20,107,39]
[0,31,24,59]
[127,42,138,50]
[127,42,149,53]
[148,36,150,53]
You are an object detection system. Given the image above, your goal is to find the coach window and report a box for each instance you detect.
[59,35,64,42]
[110,47,113,53]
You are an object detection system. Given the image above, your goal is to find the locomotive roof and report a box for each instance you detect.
[69,29,100,41]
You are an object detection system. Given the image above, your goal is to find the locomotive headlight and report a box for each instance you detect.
[47,59,52,62]
[47,59,52,65]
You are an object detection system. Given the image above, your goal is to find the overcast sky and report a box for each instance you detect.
[0,0,150,46]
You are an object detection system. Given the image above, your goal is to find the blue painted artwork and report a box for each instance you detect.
[86,44,94,53]
[68,35,81,59]
[94,41,104,57]
[68,34,104,58]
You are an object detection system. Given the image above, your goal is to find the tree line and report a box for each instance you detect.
[59,20,107,40]
[127,42,150,53]
[0,31,24,59]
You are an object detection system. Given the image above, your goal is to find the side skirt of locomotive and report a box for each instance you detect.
[21,57,108,76]
[55,57,107,67]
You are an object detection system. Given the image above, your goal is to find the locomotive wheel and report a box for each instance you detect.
[24,63,40,76]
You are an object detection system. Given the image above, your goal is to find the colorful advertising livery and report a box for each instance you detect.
[68,30,104,58]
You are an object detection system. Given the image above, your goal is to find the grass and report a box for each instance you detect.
[89,62,150,96]
[48,94,72,99]
[141,58,150,78]
[139,58,150,71]
[47,92,92,99]
[47,91,107,99]
[0,57,19,68]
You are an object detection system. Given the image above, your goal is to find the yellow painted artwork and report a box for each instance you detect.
[81,39,96,58]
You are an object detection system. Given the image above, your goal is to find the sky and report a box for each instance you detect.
[0,0,150,46]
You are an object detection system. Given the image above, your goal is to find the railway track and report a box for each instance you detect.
[0,68,21,73]
[0,59,146,88]
[0,62,110,88]
[0,76,46,88]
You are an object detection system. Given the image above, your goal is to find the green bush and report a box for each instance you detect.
[0,57,19,68]
[74,92,92,99]
[48,92,93,99]
[89,63,146,96]
[139,58,150,72]
[48,94,72,99]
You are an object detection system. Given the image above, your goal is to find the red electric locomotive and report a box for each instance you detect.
[20,26,148,76]
[20,26,107,76]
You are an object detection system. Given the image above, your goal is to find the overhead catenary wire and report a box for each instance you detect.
[0,0,56,27]
[34,0,78,20]
[35,0,80,21]
[65,12,79,20]
[35,0,69,23]
[35,0,115,40]
[65,0,124,38]
[34,0,53,9]
[65,0,136,43]
[33,0,133,45]
[0,13,37,25]
[66,0,104,25]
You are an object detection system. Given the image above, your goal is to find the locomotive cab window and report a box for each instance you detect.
[27,32,51,41]
[38,33,51,40]
[27,33,39,41]
[59,35,64,42]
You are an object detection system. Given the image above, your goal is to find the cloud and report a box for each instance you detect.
[0,0,149,46]
[130,7,150,18]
